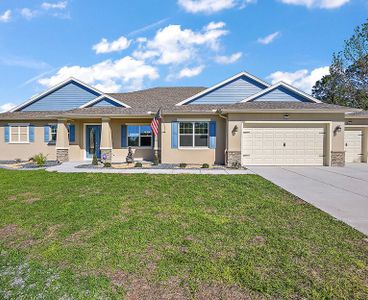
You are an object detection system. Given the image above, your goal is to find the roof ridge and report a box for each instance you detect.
[107,86,207,95]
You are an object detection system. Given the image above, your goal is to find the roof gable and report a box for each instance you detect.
[241,82,321,103]
[13,78,102,112]
[80,94,130,108]
[176,72,270,106]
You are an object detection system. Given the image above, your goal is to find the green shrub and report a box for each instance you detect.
[179,163,187,168]
[135,162,143,168]
[104,162,112,168]
[231,161,242,169]
[33,153,47,166]
[92,154,98,166]
[201,163,209,168]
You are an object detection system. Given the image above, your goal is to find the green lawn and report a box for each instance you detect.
[0,169,367,299]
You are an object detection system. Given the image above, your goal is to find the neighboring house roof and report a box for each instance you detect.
[240,81,321,103]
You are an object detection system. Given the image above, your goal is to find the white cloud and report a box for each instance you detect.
[214,52,242,64]
[178,65,205,78]
[0,103,15,112]
[38,56,159,92]
[267,66,329,92]
[279,0,350,9]
[134,22,228,65]
[0,10,11,23]
[20,8,38,20]
[177,0,253,14]
[257,31,280,45]
[41,1,68,10]
[92,36,131,54]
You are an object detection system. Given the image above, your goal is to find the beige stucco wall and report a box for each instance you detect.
[161,115,226,165]
[227,113,346,166]
[0,120,57,161]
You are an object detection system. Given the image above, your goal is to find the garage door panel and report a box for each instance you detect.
[242,126,325,166]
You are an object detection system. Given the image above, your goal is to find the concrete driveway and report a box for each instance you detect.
[249,164,368,236]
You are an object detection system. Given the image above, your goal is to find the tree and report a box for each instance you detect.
[312,20,368,109]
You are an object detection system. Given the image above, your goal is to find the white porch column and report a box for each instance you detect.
[100,117,113,163]
[56,119,69,162]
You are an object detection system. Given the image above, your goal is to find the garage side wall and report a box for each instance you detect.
[226,113,345,167]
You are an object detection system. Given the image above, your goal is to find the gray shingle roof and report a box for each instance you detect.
[0,86,360,120]
[0,111,57,120]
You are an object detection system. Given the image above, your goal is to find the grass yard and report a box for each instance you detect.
[0,169,367,299]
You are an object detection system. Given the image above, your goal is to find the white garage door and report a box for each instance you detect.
[345,130,362,163]
[242,126,325,166]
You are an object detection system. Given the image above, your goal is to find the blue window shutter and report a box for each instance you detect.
[209,121,216,149]
[171,121,178,149]
[44,125,50,142]
[69,124,75,142]
[4,125,9,143]
[29,125,35,143]
[121,125,127,147]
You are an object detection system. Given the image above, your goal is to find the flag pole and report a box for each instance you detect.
[151,107,162,164]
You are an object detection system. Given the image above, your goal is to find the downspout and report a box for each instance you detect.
[216,109,229,166]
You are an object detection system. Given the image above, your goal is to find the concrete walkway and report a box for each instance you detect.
[249,164,368,236]
[46,162,253,175]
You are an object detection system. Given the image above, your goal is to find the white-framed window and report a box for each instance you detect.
[47,124,72,144]
[49,124,57,143]
[127,125,152,147]
[179,121,209,148]
[10,125,29,143]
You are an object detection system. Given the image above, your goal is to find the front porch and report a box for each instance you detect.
[54,117,159,163]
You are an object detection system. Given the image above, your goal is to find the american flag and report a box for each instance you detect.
[150,108,161,136]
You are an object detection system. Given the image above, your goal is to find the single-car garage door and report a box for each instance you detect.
[242,126,325,166]
[345,130,362,163]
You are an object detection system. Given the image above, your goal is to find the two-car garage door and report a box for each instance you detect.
[241,125,325,166]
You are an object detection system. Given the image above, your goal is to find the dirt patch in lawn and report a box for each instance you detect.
[195,283,264,300]
[0,224,36,249]
[0,224,18,239]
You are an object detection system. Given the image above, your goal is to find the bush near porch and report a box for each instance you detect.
[0,169,367,299]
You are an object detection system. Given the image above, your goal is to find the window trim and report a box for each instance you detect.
[47,123,73,145]
[178,121,209,149]
[8,124,30,144]
[126,124,153,148]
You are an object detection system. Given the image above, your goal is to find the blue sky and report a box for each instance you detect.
[0,0,367,111]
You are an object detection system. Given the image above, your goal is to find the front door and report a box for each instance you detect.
[86,125,101,159]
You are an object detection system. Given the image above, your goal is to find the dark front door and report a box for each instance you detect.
[86,125,101,159]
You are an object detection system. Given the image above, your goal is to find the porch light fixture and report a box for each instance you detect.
[283,114,289,119]
[347,120,352,125]
[334,125,342,135]
[232,125,238,135]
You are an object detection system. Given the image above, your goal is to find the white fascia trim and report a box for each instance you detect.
[240,81,322,103]
[10,77,104,112]
[79,94,131,108]
[175,71,271,106]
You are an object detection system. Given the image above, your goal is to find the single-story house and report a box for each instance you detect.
[0,71,366,167]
